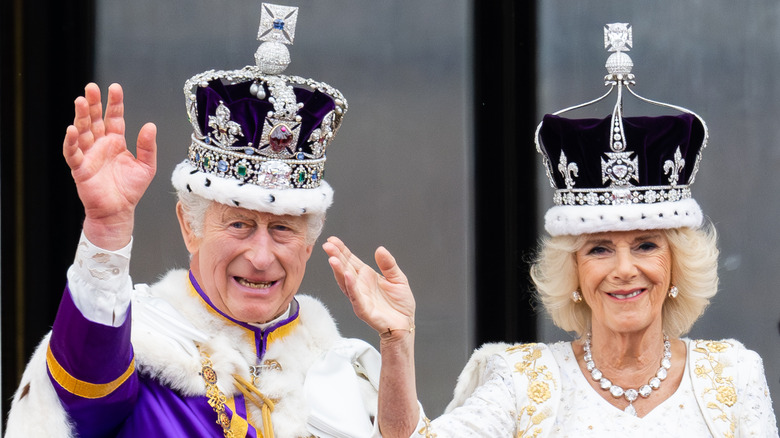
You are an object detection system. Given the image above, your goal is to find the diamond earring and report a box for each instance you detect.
[571,290,583,303]
[668,285,679,298]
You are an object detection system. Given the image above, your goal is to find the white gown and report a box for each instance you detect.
[411,340,778,437]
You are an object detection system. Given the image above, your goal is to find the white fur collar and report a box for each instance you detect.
[7,269,347,438]
[131,269,345,436]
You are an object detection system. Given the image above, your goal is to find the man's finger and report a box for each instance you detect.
[104,83,126,136]
[136,123,158,175]
[84,83,106,139]
[63,125,84,169]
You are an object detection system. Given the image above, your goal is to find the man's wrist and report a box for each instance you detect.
[82,215,134,251]
[68,230,133,326]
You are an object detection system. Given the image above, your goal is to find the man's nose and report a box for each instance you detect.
[246,229,275,269]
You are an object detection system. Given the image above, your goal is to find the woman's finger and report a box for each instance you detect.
[375,246,408,284]
[326,255,349,294]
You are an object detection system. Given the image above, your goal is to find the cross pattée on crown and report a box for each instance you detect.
[604,23,632,53]
[257,3,298,45]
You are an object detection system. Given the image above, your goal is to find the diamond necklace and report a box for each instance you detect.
[583,333,672,416]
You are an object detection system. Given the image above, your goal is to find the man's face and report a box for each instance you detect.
[179,202,313,323]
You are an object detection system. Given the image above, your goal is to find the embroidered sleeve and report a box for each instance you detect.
[735,348,779,436]
[503,343,559,437]
[409,354,518,437]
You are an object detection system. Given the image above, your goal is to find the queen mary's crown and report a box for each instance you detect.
[171,3,347,216]
[535,23,709,236]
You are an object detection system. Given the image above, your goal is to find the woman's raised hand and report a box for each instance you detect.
[62,83,157,249]
[323,236,416,338]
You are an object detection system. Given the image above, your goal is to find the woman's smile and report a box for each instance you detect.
[607,288,645,300]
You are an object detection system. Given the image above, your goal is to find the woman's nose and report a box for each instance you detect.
[612,248,638,280]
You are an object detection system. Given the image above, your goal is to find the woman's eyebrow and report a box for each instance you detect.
[583,238,612,246]
[632,233,662,243]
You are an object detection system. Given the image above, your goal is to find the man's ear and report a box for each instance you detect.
[176,201,199,254]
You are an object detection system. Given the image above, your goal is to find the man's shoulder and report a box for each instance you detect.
[295,294,333,318]
[138,269,191,299]
[288,294,343,346]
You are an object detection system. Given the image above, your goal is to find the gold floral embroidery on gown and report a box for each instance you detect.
[692,340,737,437]
[507,344,558,438]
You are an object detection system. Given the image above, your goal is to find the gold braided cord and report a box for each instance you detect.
[234,374,275,438]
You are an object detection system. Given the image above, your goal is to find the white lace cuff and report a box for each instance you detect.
[66,231,133,327]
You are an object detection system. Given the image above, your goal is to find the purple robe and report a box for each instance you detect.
[46,272,297,437]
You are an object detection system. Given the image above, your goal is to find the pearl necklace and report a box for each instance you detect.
[583,333,672,416]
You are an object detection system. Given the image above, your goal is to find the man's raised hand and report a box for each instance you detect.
[62,83,157,250]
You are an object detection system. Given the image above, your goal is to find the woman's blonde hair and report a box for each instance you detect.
[530,225,719,337]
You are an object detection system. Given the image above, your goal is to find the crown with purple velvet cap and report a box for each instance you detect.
[535,23,709,236]
[171,3,347,216]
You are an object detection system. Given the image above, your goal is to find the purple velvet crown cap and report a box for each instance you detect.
[538,113,708,236]
[174,73,346,216]
[539,113,706,191]
[196,79,337,154]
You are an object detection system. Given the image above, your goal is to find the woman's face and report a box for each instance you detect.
[575,230,672,336]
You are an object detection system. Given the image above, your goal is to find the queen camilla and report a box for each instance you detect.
[324,23,778,437]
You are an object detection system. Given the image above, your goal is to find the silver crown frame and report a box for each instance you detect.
[181,3,347,191]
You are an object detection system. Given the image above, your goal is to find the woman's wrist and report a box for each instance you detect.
[378,321,415,339]
[378,316,416,343]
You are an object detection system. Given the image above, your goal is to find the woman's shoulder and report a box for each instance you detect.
[686,338,761,366]
[450,342,559,396]
[686,337,749,352]
[462,341,574,368]
[686,338,770,411]
[446,341,563,428]
[472,342,564,399]
[686,338,766,378]
[685,338,777,436]
[461,341,567,370]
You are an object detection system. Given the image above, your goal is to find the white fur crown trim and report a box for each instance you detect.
[171,161,333,216]
[544,197,703,236]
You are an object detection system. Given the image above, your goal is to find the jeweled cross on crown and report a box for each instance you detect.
[604,23,632,53]
[257,3,298,45]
